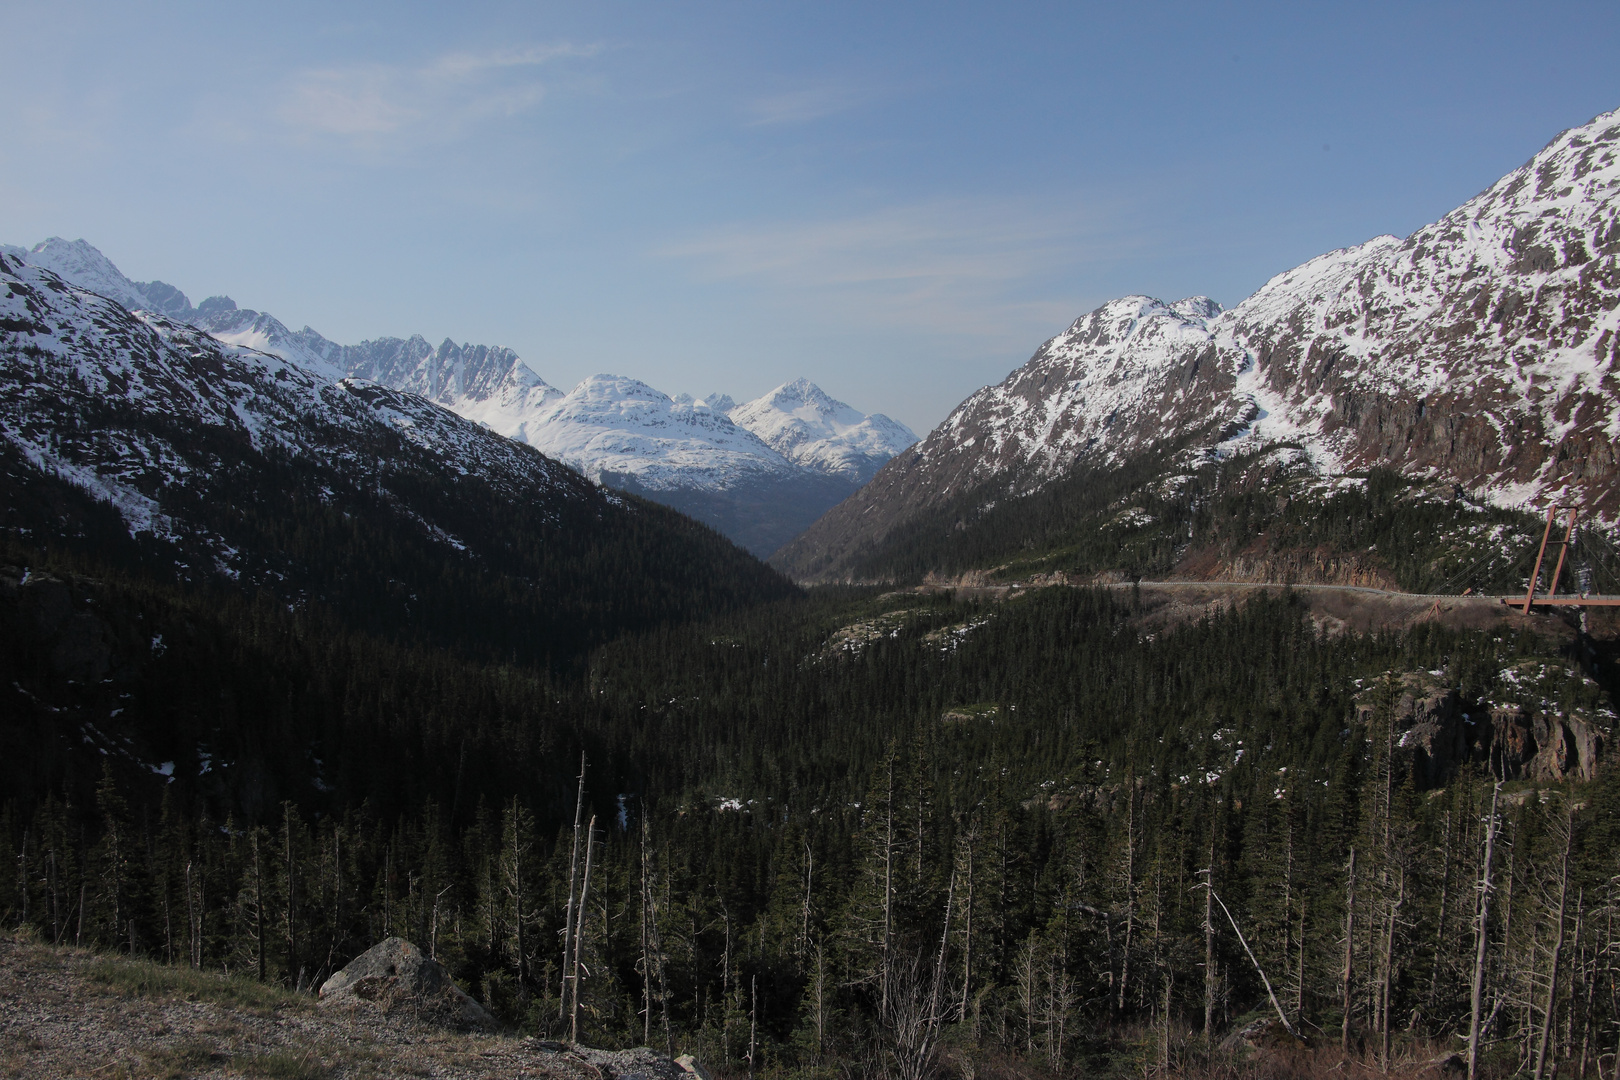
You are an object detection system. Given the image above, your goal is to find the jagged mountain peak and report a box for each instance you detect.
[2,237,196,320]
[3,236,918,554]
[775,104,1620,581]
[1170,296,1223,320]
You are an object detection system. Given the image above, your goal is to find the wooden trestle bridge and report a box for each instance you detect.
[1517,505,1620,613]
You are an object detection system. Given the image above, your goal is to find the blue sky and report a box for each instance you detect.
[3,1,1618,434]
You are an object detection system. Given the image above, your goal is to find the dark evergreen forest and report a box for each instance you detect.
[6,497,1620,1079]
[829,457,1620,600]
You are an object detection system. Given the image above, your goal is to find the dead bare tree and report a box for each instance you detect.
[559,752,587,1019]
[1468,783,1502,1080]
[1533,801,1576,1080]
[1199,870,1297,1039]
[569,814,597,1045]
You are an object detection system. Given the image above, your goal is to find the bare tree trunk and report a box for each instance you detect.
[1204,831,1216,1041]
[185,860,198,969]
[930,865,956,1030]
[570,815,597,1045]
[1566,892,1585,1076]
[1160,970,1174,1075]
[560,752,586,1019]
[812,942,826,1057]
[284,806,297,985]
[1380,863,1405,1072]
[959,828,975,1022]
[508,800,527,985]
[721,902,733,1059]
[1468,784,1501,1080]
[801,839,813,959]
[328,828,341,981]
[1344,846,1357,1052]
[1119,786,1137,1014]
[881,755,895,1023]
[1533,809,1574,1080]
[1206,878,1297,1037]
[1295,893,1307,1024]
[1429,809,1454,1022]
[253,830,266,983]
[748,974,757,1080]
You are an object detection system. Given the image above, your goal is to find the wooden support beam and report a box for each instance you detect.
[1523,506,1559,615]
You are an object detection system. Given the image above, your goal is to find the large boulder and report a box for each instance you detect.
[319,937,496,1032]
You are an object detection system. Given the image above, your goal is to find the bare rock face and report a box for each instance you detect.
[1356,673,1466,787]
[1354,665,1609,785]
[319,937,496,1032]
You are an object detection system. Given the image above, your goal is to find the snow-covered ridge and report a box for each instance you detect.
[924,107,1620,514]
[0,252,593,573]
[0,239,916,499]
[777,105,1620,576]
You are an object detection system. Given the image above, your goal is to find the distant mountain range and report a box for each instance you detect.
[0,250,790,660]
[778,106,1620,582]
[0,238,916,555]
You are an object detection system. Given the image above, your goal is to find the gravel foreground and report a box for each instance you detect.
[0,933,682,1080]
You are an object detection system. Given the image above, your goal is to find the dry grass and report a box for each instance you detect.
[86,954,314,1014]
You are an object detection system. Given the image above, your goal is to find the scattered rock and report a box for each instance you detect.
[319,937,496,1032]
[1424,1051,1466,1074]
[570,1045,691,1080]
[676,1053,714,1080]
[1219,1016,1307,1053]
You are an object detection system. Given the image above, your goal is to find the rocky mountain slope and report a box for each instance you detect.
[777,106,1620,582]
[1,238,915,554]
[0,251,789,661]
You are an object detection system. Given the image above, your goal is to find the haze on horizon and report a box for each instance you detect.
[3,0,1618,436]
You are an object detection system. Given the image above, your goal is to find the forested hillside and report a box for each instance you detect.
[791,447,1620,604]
[5,530,1618,1077]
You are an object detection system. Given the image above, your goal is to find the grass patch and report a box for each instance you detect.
[139,1039,228,1079]
[87,954,311,1013]
[236,1049,331,1079]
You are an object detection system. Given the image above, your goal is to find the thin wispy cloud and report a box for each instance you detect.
[657,200,1143,338]
[277,44,598,143]
[745,84,867,127]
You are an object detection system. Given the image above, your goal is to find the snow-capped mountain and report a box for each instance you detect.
[0,251,787,653]
[521,375,793,491]
[778,106,1620,579]
[730,377,917,485]
[0,250,588,565]
[0,240,914,554]
[1,237,195,320]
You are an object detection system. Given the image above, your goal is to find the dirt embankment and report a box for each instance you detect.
[903,574,1607,641]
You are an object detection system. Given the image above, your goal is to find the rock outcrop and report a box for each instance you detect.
[1354,666,1610,785]
[319,937,496,1032]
